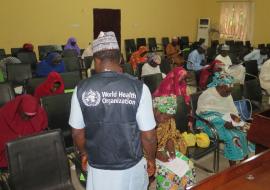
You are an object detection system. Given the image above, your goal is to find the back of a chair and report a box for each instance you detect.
[63,57,80,72]
[175,96,189,132]
[62,49,78,57]
[17,52,38,70]
[0,49,6,59]
[231,83,243,101]
[244,79,262,104]
[6,130,72,190]
[10,48,23,57]
[83,56,93,69]
[148,38,157,52]
[161,37,170,49]
[0,82,15,107]
[41,93,73,149]
[244,60,258,80]
[6,63,32,84]
[38,45,62,60]
[124,39,136,54]
[190,91,203,117]
[141,73,163,94]
[60,71,81,89]
[180,36,189,49]
[25,77,46,95]
[136,38,146,49]
[258,44,265,49]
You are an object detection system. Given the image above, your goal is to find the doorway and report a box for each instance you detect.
[93,9,121,49]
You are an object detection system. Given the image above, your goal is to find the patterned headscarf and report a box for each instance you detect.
[207,72,234,88]
[153,95,177,115]
[147,53,161,64]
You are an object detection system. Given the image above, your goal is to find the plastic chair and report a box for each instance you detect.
[136,38,146,50]
[0,49,6,59]
[62,49,79,57]
[38,45,63,60]
[10,48,23,57]
[148,38,157,52]
[17,52,38,71]
[244,60,258,81]
[141,73,163,94]
[244,78,263,111]
[63,57,80,72]
[231,83,243,101]
[189,92,220,173]
[0,82,15,107]
[41,93,73,151]
[6,130,75,190]
[60,71,82,89]
[25,77,46,95]
[6,63,32,87]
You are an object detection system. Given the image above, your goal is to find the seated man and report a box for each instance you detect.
[141,53,166,78]
[215,44,232,72]
[243,47,268,70]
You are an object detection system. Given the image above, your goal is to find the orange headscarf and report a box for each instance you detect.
[129,46,148,71]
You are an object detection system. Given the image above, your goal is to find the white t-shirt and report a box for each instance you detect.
[227,64,246,84]
[69,84,156,131]
[215,54,232,72]
[141,63,166,78]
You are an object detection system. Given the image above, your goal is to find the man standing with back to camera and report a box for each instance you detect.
[69,31,157,190]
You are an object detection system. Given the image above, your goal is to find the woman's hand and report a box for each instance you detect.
[147,159,156,177]
[224,122,234,129]
[166,139,176,160]
[81,153,88,172]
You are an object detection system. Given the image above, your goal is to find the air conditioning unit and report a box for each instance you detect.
[197,18,210,46]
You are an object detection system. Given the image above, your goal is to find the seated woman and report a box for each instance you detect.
[153,95,195,190]
[196,72,255,166]
[34,71,65,100]
[0,95,48,168]
[36,52,65,77]
[141,53,166,78]
[129,46,148,75]
[64,37,81,55]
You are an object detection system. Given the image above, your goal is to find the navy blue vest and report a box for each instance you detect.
[77,72,143,170]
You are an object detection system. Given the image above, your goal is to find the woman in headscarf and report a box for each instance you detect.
[0,95,48,168]
[141,53,166,78]
[196,72,255,166]
[259,59,270,95]
[64,37,81,55]
[34,71,65,101]
[153,54,190,104]
[22,43,34,52]
[129,46,148,75]
[199,60,223,90]
[153,95,195,190]
[36,52,65,77]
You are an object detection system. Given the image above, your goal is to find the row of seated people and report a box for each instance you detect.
[0,38,268,189]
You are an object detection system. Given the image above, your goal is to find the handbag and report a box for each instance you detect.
[234,99,253,121]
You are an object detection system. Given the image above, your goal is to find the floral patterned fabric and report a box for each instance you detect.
[153,95,177,115]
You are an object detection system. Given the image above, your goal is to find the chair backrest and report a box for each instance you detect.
[0,49,6,59]
[136,38,146,50]
[148,38,157,52]
[231,83,243,101]
[60,71,82,89]
[258,44,265,49]
[38,45,63,60]
[225,40,234,46]
[10,48,23,57]
[245,41,251,48]
[244,78,262,104]
[190,91,203,117]
[0,82,15,107]
[83,56,93,69]
[180,36,189,49]
[175,96,189,132]
[25,77,46,95]
[62,57,80,72]
[6,130,72,190]
[6,63,32,84]
[161,37,170,48]
[211,40,219,48]
[141,73,163,94]
[62,49,78,57]
[41,93,73,149]
[124,39,136,54]
[17,52,38,70]
[244,60,258,80]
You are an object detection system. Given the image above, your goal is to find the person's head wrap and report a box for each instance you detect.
[207,72,234,88]
[200,44,207,50]
[20,95,38,116]
[221,44,230,51]
[147,53,161,64]
[92,31,119,54]
[153,95,177,115]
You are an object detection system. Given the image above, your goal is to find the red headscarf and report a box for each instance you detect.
[22,43,34,52]
[0,95,48,167]
[34,71,65,101]
[199,60,224,90]
[153,66,190,104]
[129,46,148,71]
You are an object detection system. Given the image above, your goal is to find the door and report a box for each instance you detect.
[93,9,121,49]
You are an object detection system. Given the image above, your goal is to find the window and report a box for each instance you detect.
[219,2,253,41]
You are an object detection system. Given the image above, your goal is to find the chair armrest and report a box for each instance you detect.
[193,114,219,142]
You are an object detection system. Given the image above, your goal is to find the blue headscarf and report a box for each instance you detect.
[36,52,65,77]
[64,37,80,55]
[207,72,234,88]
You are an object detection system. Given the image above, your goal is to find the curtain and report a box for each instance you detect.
[219,2,252,41]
